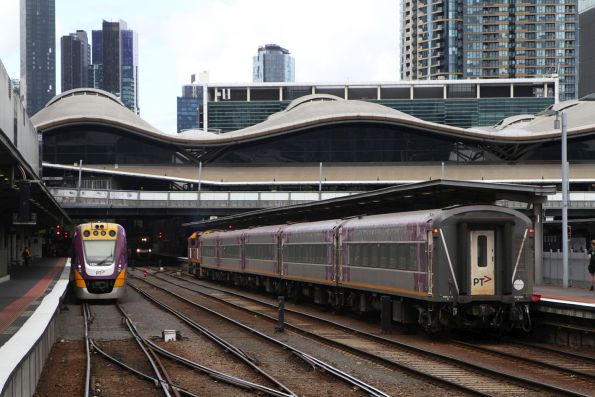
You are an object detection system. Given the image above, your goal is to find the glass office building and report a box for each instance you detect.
[61,31,90,92]
[401,1,578,101]
[20,0,56,116]
[253,44,295,82]
[177,82,204,132]
[202,80,556,133]
[91,20,139,114]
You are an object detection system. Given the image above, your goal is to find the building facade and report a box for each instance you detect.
[61,31,90,92]
[253,44,295,82]
[20,0,56,116]
[90,20,139,114]
[579,0,595,97]
[177,79,204,132]
[401,1,578,101]
[199,79,556,133]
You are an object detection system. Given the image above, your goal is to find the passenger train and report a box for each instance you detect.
[71,222,127,300]
[188,205,535,332]
[133,233,152,259]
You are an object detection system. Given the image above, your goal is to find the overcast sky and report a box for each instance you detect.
[0,0,399,133]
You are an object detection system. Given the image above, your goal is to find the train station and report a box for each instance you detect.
[1,61,595,395]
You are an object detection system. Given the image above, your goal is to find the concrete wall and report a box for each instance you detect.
[0,60,39,176]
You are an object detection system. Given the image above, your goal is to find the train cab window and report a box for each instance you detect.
[477,235,488,267]
[83,240,116,266]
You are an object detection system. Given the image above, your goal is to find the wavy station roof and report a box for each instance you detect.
[31,88,595,162]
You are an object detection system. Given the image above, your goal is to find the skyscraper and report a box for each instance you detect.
[20,0,56,116]
[61,30,90,92]
[90,20,139,114]
[253,44,295,82]
[579,0,595,97]
[177,75,204,133]
[401,1,578,100]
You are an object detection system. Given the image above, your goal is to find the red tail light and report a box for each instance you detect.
[528,227,535,234]
[531,294,541,302]
[432,227,440,237]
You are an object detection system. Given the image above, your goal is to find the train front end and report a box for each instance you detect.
[72,222,127,300]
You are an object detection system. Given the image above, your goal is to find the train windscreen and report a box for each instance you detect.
[84,240,116,266]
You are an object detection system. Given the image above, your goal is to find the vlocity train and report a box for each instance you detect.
[189,205,535,332]
[71,222,127,300]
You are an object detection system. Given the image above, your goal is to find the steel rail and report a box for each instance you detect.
[127,282,297,397]
[89,339,200,397]
[448,338,595,381]
[82,303,92,397]
[129,278,391,397]
[510,339,595,363]
[117,304,176,397]
[142,338,293,397]
[151,270,592,397]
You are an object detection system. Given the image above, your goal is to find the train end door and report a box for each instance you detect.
[469,230,495,295]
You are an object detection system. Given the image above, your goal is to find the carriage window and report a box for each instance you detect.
[202,245,217,258]
[477,235,487,267]
[245,244,276,260]
[221,245,240,258]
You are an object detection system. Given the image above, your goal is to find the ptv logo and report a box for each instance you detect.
[473,276,492,286]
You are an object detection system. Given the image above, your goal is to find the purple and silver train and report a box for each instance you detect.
[71,222,127,300]
[194,205,535,331]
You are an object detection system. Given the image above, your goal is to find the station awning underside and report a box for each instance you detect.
[0,130,71,227]
[183,179,556,231]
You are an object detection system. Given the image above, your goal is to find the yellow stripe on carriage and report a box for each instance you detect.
[340,280,429,297]
[114,269,127,287]
[73,270,86,288]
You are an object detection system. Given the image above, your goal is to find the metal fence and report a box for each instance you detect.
[49,188,354,209]
[543,251,593,288]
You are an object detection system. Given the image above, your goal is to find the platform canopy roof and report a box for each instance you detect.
[183,179,556,230]
[32,88,595,163]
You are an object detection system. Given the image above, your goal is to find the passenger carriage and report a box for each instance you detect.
[194,205,534,331]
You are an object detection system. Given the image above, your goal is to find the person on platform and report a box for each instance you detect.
[21,247,31,266]
[587,240,595,291]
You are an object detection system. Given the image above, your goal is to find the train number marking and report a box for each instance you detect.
[473,276,492,286]
[95,270,106,275]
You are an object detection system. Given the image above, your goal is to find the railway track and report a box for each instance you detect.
[128,276,391,397]
[83,299,293,396]
[142,268,595,397]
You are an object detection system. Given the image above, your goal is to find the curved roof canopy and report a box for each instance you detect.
[32,88,595,162]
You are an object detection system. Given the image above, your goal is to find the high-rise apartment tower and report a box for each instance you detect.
[61,30,90,92]
[253,44,295,82]
[401,1,578,100]
[91,20,139,113]
[20,0,56,115]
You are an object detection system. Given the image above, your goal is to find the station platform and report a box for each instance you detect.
[0,257,68,347]
[534,284,595,307]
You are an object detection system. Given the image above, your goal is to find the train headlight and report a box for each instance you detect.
[136,248,140,253]
[148,248,152,253]
[432,227,440,237]
[109,230,116,237]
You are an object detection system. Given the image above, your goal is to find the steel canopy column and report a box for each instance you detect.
[533,202,543,285]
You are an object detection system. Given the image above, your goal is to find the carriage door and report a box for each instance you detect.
[470,230,495,295]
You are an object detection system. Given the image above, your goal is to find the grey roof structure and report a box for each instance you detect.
[183,179,557,230]
[32,88,595,162]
